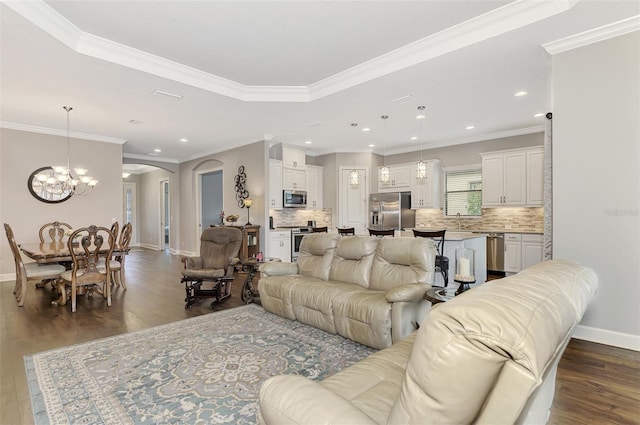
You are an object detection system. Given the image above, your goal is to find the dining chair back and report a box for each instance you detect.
[311,227,328,233]
[413,229,449,286]
[4,223,65,307]
[110,222,119,243]
[109,222,132,289]
[368,228,395,237]
[38,221,72,243]
[337,227,355,236]
[60,225,115,312]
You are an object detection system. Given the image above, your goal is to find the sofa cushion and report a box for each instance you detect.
[258,275,305,320]
[297,234,339,281]
[320,333,415,425]
[369,237,435,291]
[329,236,379,288]
[333,290,393,350]
[291,280,364,335]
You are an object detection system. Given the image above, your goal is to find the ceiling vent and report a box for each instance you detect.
[392,95,416,104]
[152,89,183,101]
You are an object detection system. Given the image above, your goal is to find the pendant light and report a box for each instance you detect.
[416,106,427,179]
[349,169,360,188]
[379,115,390,183]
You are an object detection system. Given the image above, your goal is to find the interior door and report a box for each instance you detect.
[339,167,368,232]
[122,182,137,246]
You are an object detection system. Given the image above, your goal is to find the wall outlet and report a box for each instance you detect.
[505,225,512,229]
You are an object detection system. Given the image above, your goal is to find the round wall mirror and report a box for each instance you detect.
[27,167,74,203]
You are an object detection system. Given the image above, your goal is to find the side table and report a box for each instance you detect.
[425,287,457,305]
[240,257,280,304]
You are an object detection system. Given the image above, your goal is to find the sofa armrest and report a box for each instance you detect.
[259,375,376,425]
[181,256,203,269]
[259,262,299,276]
[386,283,429,303]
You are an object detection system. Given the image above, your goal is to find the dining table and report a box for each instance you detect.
[20,241,128,305]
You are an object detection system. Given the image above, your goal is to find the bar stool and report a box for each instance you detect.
[337,227,355,236]
[413,229,449,287]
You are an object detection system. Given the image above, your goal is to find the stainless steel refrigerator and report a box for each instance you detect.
[369,192,415,230]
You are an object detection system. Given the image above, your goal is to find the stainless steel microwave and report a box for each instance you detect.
[283,190,307,208]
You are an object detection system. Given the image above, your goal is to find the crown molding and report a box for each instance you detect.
[543,15,640,55]
[123,153,179,164]
[4,0,578,102]
[384,125,545,155]
[0,121,126,144]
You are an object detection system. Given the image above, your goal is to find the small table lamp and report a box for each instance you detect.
[244,198,253,225]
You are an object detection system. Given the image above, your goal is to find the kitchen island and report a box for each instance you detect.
[401,230,487,286]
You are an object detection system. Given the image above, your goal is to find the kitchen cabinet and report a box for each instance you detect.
[526,147,544,206]
[378,163,411,192]
[306,165,323,209]
[282,168,306,190]
[268,160,283,208]
[282,147,306,169]
[522,234,544,270]
[504,233,522,273]
[480,147,543,207]
[410,160,440,209]
[504,233,544,274]
[268,231,291,262]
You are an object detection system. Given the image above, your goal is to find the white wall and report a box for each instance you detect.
[552,32,640,349]
[0,128,123,278]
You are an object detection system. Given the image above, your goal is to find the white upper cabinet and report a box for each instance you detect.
[410,160,441,209]
[282,168,306,190]
[526,147,544,206]
[378,163,411,192]
[282,147,306,169]
[268,159,283,208]
[481,147,542,207]
[306,165,323,209]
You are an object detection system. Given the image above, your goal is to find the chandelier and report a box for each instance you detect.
[416,106,427,179]
[35,106,98,197]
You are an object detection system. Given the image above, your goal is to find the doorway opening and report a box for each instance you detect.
[160,179,170,251]
[195,164,224,255]
[122,182,137,246]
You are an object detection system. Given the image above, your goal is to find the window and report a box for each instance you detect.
[444,166,482,216]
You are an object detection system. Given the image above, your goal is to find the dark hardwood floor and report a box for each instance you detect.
[1,249,638,424]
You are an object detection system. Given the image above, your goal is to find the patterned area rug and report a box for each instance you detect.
[25,305,376,424]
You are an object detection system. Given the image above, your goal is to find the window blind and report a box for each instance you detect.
[445,168,482,216]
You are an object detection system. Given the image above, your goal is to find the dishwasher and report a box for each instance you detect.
[486,233,505,273]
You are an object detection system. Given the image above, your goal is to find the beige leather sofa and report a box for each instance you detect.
[259,234,436,349]
[258,259,598,425]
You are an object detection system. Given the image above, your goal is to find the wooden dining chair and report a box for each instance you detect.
[413,229,449,287]
[368,228,395,237]
[106,223,132,289]
[110,222,119,243]
[38,221,72,243]
[311,226,328,233]
[4,223,65,307]
[337,227,355,236]
[60,225,115,313]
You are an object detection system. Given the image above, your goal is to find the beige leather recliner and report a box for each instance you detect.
[258,259,598,425]
[259,234,436,349]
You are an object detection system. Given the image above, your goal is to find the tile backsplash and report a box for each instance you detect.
[269,209,332,228]
[416,207,544,233]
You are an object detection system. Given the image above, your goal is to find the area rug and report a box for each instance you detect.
[25,305,376,425]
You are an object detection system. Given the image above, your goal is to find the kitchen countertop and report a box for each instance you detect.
[403,230,485,241]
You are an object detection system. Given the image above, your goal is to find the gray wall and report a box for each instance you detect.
[553,32,639,346]
[138,168,176,250]
[0,128,123,276]
[179,141,267,255]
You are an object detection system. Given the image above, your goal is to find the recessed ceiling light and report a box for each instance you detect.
[304,140,312,144]
[362,128,370,132]
[151,89,183,100]
[410,136,418,141]
[368,144,375,148]
[534,113,544,117]
[466,125,475,130]
[179,138,188,142]
[153,148,162,153]
[514,91,528,97]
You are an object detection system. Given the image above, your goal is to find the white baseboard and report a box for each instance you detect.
[175,250,196,257]
[139,243,160,250]
[573,324,640,351]
[0,273,16,282]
